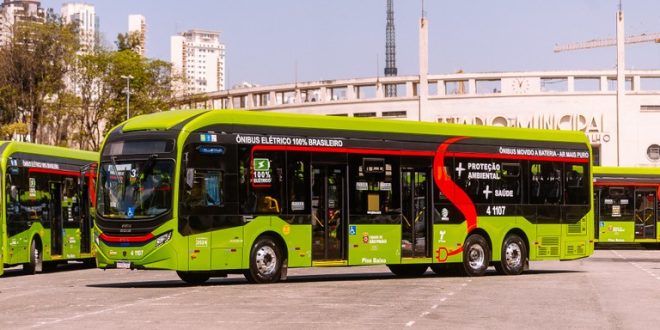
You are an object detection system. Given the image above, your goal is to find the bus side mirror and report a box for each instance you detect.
[186,168,194,188]
[10,185,18,201]
[8,166,19,175]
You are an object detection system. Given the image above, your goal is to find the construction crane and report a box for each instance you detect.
[554,32,660,52]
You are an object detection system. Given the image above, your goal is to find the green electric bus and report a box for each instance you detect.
[1,141,97,276]
[94,110,593,283]
[594,166,660,245]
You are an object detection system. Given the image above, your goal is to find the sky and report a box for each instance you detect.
[44,0,660,88]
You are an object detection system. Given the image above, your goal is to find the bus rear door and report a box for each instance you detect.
[401,168,431,258]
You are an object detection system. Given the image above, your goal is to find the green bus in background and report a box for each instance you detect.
[1,141,97,276]
[94,110,594,284]
[594,166,660,245]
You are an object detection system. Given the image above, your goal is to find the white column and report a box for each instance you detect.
[418,16,429,121]
[615,9,625,166]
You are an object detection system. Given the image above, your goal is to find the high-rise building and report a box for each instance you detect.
[0,0,45,45]
[171,29,226,94]
[128,14,146,56]
[61,2,98,54]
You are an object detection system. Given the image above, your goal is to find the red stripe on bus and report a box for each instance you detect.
[433,137,476,262]
[250,145,589,163]
[28,168,79,176]
[99,233,154,243]
[445,152,590,163]
[251,145,436,157]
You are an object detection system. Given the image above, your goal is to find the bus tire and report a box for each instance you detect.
[462,234,490,276]
[23,238,42,275]
[387,264,428,277]
[176,271,210,285]
[495,234,526,275]
[244,236,283,284]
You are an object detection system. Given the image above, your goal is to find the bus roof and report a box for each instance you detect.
[121,109,589,144]
[594,166,660,176]
[0,141,97,163]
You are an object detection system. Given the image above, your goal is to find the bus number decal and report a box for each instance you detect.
[486,205,506,216]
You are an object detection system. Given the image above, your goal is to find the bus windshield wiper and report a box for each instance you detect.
[135,154,158,184]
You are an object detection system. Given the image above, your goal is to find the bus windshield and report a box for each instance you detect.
[97,158,174,219]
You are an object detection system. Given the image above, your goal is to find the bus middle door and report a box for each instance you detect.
[311,164,345,261]
[49,181,63,256]
[634,188,657,240]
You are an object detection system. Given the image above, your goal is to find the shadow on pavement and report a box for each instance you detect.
[2,261,95,278]
[86,267,581,289]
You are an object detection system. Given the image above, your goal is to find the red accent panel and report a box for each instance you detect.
[99,233,154,243]
[88,175,97,208]
[433,137,478,233]
[445,151,589,164]
[436,246,464,262]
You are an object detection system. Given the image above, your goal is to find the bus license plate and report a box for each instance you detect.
[117,261,131,269]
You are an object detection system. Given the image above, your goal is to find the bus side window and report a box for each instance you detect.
[528,163,544,204]
[529,162,563,204]
[494,162,521,204]
[239,147,284,215]
[543,163,562,204]
[184,170,223,208]
[286,152,310,214]
[565,164,588,205]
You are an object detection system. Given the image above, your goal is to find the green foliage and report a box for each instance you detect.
[0,122,28,140]
[116,31,143,53]
[0,19,79,143]
[0,18,181,150]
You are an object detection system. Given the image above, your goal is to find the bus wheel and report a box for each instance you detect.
[387,264,428,277]
[176,271,210,285]
[495,234,526,275]
[23,238,42,275]
[462,234,491,276]
[244,236,283,284]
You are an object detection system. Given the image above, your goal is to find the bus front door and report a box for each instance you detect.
[50,182,63,256]
[312,165,345,261]
[80,165,95,254]
[634,189,656,240]
[401,168,431,258]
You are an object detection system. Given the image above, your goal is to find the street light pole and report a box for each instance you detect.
[120,75,134,120]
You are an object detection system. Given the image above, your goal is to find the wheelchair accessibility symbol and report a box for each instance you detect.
[349,225,357,236]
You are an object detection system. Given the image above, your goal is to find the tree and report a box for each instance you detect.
[0,17,79,143]
[101,49,179,131]
[68,51,114,150]
[116,31,143,53]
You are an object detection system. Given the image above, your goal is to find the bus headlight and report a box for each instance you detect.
[94,232,100,246]
[155,231,172,248]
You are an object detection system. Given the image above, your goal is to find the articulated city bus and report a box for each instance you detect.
[94,110,593,283]
[1,142,97,276]
[594,166,660,245]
